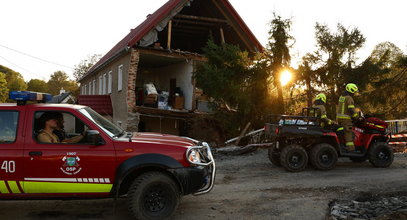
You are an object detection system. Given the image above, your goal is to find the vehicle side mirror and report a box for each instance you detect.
[86,130,105,146]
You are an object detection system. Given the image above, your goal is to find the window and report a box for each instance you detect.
[92,80,96,95]
[108,71,112,94]
[0,111,19,143]
[103,73,107,94]
[88,82,92,95]
[118,65,123,91]
[79,107,123,138]
[84,85,87,95]
[99,76,103,95]
[33,111,92,144]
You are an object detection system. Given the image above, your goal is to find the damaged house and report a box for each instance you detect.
[78,0,262,136]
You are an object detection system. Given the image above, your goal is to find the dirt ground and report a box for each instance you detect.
[1,149,407,220]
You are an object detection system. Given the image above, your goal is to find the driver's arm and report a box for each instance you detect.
[62,134,84,144]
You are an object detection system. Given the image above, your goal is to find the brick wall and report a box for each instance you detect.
[126,49,140,132]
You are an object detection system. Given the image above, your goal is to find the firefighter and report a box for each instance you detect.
[310,93,335,128]
[336,83,360,152]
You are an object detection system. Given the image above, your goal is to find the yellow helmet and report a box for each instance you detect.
[315,93,327,103]
[346,83,358,94]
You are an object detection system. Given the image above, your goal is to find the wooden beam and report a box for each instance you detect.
[175,14,228,23]
[220,27,225,44]
[167,20,172,50]
[173,19,218,27]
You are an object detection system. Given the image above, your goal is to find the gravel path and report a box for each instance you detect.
[1,149,407,219]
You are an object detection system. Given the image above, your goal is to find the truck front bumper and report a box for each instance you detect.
[173,142,216,195]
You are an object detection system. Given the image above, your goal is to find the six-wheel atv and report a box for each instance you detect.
[264,108,394,172]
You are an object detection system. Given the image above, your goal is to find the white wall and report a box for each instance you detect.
[137,61,194,110]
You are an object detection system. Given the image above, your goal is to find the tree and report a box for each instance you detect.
[47,71,79,95]
[73,54,102,81]
[309,23,366,117]
[0,72,9,103]
[0,65,27,91]
[27,79,49,93]
[266,14,293,114]
[358,42,407,119]
[195,40,270,137]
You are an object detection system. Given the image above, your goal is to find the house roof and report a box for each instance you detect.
[82,0,263,81]
[78,95,113,116]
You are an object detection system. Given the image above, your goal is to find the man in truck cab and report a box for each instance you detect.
[310,93,336,128]
[37,112,85,144]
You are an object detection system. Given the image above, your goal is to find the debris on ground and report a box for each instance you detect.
[215,143,273,155]
[330,196,407,219]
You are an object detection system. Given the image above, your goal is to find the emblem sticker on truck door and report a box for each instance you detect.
[60,152,82,175]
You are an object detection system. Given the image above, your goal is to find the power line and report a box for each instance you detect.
[0,55,44,79]
[0,44,73,70]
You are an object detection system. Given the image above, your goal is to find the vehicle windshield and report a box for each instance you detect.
[79,107,124,138]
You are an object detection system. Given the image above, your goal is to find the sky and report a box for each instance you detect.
[0,0,406,81]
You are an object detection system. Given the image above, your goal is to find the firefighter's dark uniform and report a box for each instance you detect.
[311,102,334,128]
[336,94,358,151]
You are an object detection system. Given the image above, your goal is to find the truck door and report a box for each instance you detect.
[22,109,116,197]
[0,110,24,196]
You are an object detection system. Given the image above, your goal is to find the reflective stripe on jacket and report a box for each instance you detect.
[337,95,357,119]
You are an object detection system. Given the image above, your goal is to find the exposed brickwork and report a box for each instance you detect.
[126,49,140,131]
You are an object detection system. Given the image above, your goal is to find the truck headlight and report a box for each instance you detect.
[187,149,201,164]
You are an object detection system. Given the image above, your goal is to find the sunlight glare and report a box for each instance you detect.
[280,70,292,86]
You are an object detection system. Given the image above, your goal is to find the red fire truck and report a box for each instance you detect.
[0,91,215,220]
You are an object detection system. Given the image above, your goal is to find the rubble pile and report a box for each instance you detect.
[330,196,407,219]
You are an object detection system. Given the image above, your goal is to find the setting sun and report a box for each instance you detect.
[280,70,292,86]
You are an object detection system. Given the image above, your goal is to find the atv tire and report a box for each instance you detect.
[128,172,180,220]
[368,142,394,168]
[268,145,281,167]
[280,144,308,172]
[310,143,338,170]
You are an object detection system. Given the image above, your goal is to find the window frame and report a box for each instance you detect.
[88,81,92,95]
[118,65,123,92]
[0,110,19,144]
[32,110,98,145]
[99,75,103,95]
[108,71,112,94]
[92,80,96,95]
[103,73,107,95]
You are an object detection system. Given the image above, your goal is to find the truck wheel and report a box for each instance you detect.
[310,143,338,170]
[368,142,394,168]
[268,145,281,166]
[128,172,180,220]
[280,145,308,172]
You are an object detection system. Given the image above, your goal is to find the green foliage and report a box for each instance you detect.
[47,71,79,95]
[27,79,48,93]
[195,40,271,137]
[357,42,407,119]
[0,65,27,91]
[295,23,367,117]
[0,72,9,103]
[73,54,102,81]
[266,14,293,114]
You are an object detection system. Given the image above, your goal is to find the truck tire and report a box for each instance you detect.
[280,144,308,172]
[368,142,394,168]
[268,145,281,167]
[128,172,180,220]
[310,143,338,170]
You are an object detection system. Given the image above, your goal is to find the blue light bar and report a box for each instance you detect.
[9,91,52,103]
